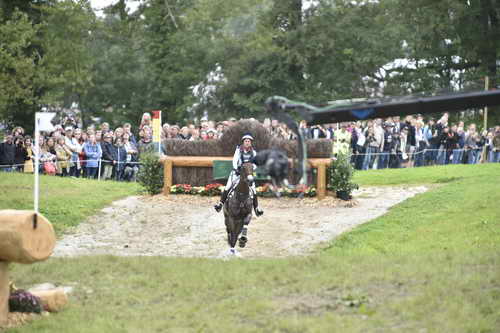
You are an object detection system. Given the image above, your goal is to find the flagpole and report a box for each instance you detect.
[34,111,55,214]
[34,114,40,214]
[152,110,162,156]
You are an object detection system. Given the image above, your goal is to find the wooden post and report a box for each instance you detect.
[163,158,173,196]
[0,262,8,325]
[0,211,56,264]
[316,162,327,200]
[0,211,56,324]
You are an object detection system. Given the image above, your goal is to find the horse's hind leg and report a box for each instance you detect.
[225,215,234,248]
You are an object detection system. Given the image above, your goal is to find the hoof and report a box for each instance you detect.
[239,236,247,248]
[229,248,241,257]
[214,203,223,212]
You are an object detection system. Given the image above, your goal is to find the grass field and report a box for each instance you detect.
[1,164,499,332]
[0,174,141,235]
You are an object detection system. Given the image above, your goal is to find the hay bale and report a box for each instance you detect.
[162,120,332,158]
[218,120,272,154]
[162,120,332,185]
[163,139,224,157]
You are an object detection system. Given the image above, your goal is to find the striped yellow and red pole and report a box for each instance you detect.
[152,110,162,154]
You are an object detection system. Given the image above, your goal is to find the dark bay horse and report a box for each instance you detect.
[223,162,254,256]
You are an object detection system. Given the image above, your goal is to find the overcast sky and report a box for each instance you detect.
[89,0,140,15]
[90,0,317,15]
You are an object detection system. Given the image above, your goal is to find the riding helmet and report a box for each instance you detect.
[241,133,254,142]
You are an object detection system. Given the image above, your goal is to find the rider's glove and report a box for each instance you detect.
[234,168,240,176]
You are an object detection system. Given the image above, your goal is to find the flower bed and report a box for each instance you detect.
[170,183,317,197]
[170,183,224,196]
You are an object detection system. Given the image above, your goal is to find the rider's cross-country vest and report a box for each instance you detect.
[239,147,255,165]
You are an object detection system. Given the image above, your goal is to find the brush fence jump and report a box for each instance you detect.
[0,210,56,324]
[162,156,331,200]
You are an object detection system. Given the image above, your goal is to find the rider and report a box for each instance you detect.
[214,133,264,216]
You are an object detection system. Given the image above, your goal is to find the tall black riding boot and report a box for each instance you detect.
[253,195,263,216]
[214,190,229,212]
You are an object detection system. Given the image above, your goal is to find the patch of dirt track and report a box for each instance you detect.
[54,186,428,259]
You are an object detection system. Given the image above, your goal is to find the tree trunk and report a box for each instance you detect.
[0,210,56,264]
[479,0,500,126]
[479,0,498,87]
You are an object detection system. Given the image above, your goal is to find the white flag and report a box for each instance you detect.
[36,112,56,132]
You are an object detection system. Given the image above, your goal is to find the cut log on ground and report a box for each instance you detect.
[30,289,68,312]
[0,210,56,264]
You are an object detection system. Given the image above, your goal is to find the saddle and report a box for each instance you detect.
[227,182,254,200]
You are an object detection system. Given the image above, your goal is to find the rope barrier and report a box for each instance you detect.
[1,150,497,169]
[343,148,487,157]
[0,159,143,168]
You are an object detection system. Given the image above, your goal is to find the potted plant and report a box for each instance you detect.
[328,151,359,200]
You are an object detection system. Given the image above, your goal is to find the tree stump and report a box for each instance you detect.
[0,210,56,325]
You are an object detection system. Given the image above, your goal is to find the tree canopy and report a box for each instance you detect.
[1,0,499,132]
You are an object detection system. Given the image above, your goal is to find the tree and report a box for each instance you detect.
[81,7,151,128]
[0,10,39,128]
[180,0,307,119]
[2,0,499,129]
[142,0,205,124]
[384,0,500,125]
[38,0,96,108]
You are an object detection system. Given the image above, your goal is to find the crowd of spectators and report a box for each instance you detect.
[0,111,499,181]
[0,118,148,181]
[334,113,500,169]
[159,113,500,169]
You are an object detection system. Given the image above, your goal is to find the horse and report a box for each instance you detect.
[223,162,254,256]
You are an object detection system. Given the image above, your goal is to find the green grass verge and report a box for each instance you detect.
[0,173,140,235]
[3,164,500,332]
[353,163,498,186]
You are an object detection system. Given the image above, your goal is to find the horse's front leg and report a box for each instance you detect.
[271,178,281,198]
[238,214,252,248]
[224,210,233,248]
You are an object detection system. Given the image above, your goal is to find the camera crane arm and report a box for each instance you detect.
[261,90,500,188]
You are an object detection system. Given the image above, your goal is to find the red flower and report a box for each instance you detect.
[205,183,222,190]
[181,184,192,191]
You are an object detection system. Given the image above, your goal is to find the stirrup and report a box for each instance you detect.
[214,202,223,212]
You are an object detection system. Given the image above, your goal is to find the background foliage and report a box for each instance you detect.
[137,152,164,194]
[1,0,500,132]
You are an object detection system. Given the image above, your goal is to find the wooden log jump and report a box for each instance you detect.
[162,156,331,200]
[0,210,56,325]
